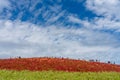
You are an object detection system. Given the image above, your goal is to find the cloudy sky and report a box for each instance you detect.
[0,0,120,63]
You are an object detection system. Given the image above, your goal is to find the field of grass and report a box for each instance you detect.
[0,70,120,80]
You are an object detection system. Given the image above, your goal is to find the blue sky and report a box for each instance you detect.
[0,0,120,64]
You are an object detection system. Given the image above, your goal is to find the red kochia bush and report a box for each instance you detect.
[0,57,120,72]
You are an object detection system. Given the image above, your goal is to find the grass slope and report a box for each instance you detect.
[0,70,120,80]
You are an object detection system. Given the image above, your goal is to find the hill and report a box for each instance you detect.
[0,57,120,72]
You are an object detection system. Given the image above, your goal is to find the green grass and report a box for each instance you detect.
[0,70,120,80]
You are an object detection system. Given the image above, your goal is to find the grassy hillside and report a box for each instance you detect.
[0,57,120,72]
[0,70,120,80]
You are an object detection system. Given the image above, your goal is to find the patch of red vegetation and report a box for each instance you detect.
[0,57,120,72]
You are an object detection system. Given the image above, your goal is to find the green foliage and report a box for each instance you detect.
[0,70,120,80]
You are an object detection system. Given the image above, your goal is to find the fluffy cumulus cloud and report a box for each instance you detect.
[0,0,120,63]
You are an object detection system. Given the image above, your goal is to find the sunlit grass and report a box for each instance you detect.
[0,70,120,80]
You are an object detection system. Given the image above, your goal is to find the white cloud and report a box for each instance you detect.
[86,0,120,20]
[0,0,10,11]
[68,15,83,24]
[84,0,120,32]
[0,19,120,63]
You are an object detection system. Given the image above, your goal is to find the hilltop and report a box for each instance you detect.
[0,57,120,72]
